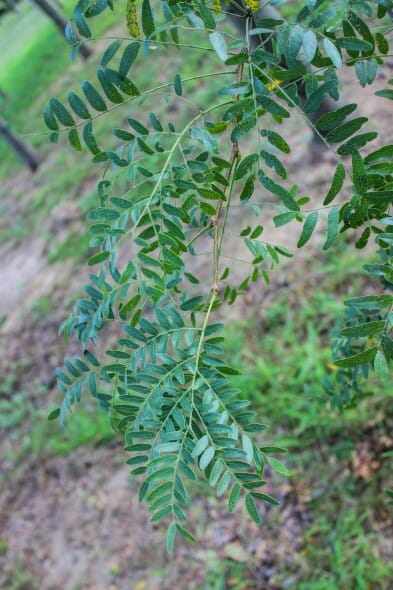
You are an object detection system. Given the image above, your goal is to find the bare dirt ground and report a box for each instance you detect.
[1,442,313,590]
[0,65,392,590]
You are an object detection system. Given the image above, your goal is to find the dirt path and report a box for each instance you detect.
[0,441,311,590]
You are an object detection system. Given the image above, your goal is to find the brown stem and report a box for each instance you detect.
[212,58,245,292]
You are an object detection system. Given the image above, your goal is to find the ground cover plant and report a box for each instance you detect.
[41,0,393,550]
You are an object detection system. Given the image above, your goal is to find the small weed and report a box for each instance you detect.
[0,393,28,429]
[47,232,91,264]
[196,551,255,590]
[0,538,7,554]
[6,563,39,590]
[296,509,392,590]
[29,296,53,321]
[14,404,115,459]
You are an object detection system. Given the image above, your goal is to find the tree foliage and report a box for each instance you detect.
[45,0,393,549]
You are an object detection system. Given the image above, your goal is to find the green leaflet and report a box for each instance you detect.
[337,132,378,156]
[105,69,140,96]
[381,334,393,361]
[150,505,172,523]
[197,0,216,29]
[375,89,393,101]
[374,350,389,380]
[68,128,82,151]
[304,80,337,114]
[344,294,393,310]
[113,128,135,141]
[340,320,385,338]
[119,42,140,77]
[242,434,254,464]
[261,129,290,153]
[83,122,101,154]
[97,69,124,104]
[166,523,177,553]
[218,83,249,96]
[258,172,300,211]
[190,127,217,152]
[326,117,368,143]
[50,132,59,144]
[355,59,378,88]
[88,250,111,265]
[335,346,378,368]
[315,103,357,132]
[81,80,107,112]
[149,112,163,131]
[176,525,196,544]
[288,24,304,58]
[257,95,290,118]
[88,207,120,221]
[43,102,58,131]
[101,39,123,68]
[217,471,231,497]
[297,211,318,248]
[209,31,228,62]
[376,32,389,55]
[347,11,374,48]
[267,456,291,476]
[235,154,258,180]
[209,459,224,486]
[302,30,317,63]
[322,207,339,251]
[252,492,279,506]
[274,211,298,228]
[199,446,215,470]
[323,38,342,69]
[191,435,209,458]
[228,482,242,512]
[352,151,367,194]
[364,145,393,164]
[68,92,91,120]
[245,493,262,524]
[47,408,60,421]
[244,423,269,433]
[231,116,257,142]
[337,37,373,52]
[174,74,182,97]
[240,175,255,202]
[223,99,254,121]
[128,118,149,135]
[49,98,75,127]
[323,162,345,205]
[259,150,287,179]
[142,0,155,37]
[73,6,91,39]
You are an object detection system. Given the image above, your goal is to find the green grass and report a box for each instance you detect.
[219,245,393,590]
[1,397,115,465]
[0,0,120,176]
[196,552,254,590]
[298,509,391,589]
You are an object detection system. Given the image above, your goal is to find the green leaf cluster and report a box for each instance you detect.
[46,0,393,547]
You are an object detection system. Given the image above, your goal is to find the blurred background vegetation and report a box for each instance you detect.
[0,1,392,589]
